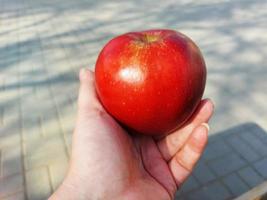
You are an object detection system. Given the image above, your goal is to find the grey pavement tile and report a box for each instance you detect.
[0,109,4,125]
[174,190,182,200]
[48,158,69,191]
[240,131,267,157]
[180,175,199,194]
[251,125,267,143]
[26,167,52,200]
[0,130,20,150]
[24,135,68,170]
[2,145,23,178]
[259,135,267,145]
[222,173,249,197]
[253,157,267,178]
[218,125,242,136]
[248,123,267,136]
[241,123,258,131]
[174,194,185,200]
[41,113,62,137]
[2,104,20,127]
[225,135,260,162]
[193,160,216,184]
[20,97,42,114]
[238,166,264,188]
[21,125,42,148]
[202,140,231,161]
[186,181,232,200]
[57,106,75,135]
[208,153,246,177]
[0,79,5,94]
[0,150,1,176]
[0,174,24,198]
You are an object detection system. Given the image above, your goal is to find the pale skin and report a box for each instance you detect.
[49,68,214,200]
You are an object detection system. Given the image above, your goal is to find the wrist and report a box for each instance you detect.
[49,172,91,200]
[49,169,160,200]
[49,172,125,200]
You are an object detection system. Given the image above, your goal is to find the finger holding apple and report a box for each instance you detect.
[95,29,206,136]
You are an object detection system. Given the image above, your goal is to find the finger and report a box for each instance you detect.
[157,99,214,161]
[168,123,208,187]
[78,68,103,117]
[137,136,177,197]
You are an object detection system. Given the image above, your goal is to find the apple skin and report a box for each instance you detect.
[95,29,206,136]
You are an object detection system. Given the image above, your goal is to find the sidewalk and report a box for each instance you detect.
[0,0,267,199]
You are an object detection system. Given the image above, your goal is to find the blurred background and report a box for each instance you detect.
[0,0,267,199]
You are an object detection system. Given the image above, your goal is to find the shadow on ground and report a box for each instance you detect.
[177,122,267,200]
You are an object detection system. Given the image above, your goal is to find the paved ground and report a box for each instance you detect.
[0,0,267,199]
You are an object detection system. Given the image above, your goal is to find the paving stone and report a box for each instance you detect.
[0,115,21,138]
[225,135,260,162]
[49,158,69,191]
[0,108,3,126]
[208,153,246,177]
[240,123,257,131]
[180,175,199,194]
[2,145,22,178]
[1,83,20,106]
[222,173,249,196]
[26,167,52,200]
[22,97,55,119]
[186,181,232,200]
[174,190,182,200]
[0,131,20,150]
[202,140,231,161]
[249,124,267,139]
[0,174,23,198]
[0,149,2,176]
[193,160,216,184]
[174,193,185,200]
[240,131,267,157]
[24,135,68,170]
[238,166,264,188]
[253,157,267,178]
[57,107,75,135]
[21,116,42,142]
[41,113,62,138]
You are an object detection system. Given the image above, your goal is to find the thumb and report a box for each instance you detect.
[77,68,103,117]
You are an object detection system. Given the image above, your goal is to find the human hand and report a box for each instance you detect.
[49,68,214,200]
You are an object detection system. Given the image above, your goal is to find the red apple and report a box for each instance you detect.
[95,29,206,136]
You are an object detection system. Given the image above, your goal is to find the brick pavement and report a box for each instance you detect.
[176,123,267,200]
[0,0,267,199]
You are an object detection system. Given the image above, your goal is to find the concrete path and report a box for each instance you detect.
[0,0,267,199]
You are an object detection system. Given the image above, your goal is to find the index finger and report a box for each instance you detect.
[157,99,214,161]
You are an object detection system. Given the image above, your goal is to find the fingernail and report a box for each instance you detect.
[201,123,210,131]
[193,124,208,141]
[80,68,85,77]
[79,68,89,80]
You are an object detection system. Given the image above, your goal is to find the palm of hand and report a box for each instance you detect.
[73,112,174,199]
[58,69,213,200]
